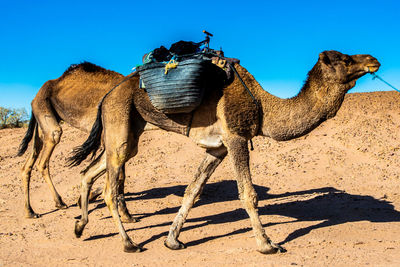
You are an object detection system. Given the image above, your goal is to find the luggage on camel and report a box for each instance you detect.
[142,40,203,64]
[137,31,239,114]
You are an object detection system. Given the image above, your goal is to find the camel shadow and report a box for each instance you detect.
[258,188,400,244]
[84,180,400,249]
[81,180,242,219]
[76,185,187,220]
[136,182,400,247]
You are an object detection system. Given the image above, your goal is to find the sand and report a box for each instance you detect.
[1,91,400,266]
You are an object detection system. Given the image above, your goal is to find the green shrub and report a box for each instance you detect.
[0,107,29,129]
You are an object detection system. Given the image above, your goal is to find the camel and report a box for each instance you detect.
[69,50,380,254]
[17,62,136,222]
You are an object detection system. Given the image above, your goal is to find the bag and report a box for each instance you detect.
[137,55,211,114]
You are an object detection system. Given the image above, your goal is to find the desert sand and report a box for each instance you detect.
[1,91,400,266]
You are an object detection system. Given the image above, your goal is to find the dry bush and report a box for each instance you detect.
[0,107,28,129]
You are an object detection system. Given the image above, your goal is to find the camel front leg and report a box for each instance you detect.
[225,136,285,254]
[165,147,227,250]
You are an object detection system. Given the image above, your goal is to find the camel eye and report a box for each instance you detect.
[344,58,353,66]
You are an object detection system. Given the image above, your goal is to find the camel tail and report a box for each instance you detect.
[67,106,103,167]
[17,113,37,156]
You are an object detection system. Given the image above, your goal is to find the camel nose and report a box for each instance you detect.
[366,55,380,66]
[365,56,380,73]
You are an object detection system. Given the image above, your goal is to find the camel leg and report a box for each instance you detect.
[104,147,141,253]
[165,146,227,250]
[77,186,103,208]
[34,118,67,210]
[76,154,105,208]
[118,165,138,223]
[75,161,137,224]
[21,126,43,218]
[225,136,285,254]
[30,95,68,210]
[75,152,107,238]
[101,105,144,252]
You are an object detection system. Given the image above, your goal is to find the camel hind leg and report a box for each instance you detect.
[225,135,285,254]
[165,146,227,249]
[31,96,67,210]
[75,158,137,223]
[74,149,138,238]
[117,165,139,223]
[104,159,141,252]
[75,152,138,238]
[21,124,42,218]
[103,136,142,252]
[100,99,145,252]
[75,151,106,238]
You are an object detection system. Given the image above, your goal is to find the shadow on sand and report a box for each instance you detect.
[83,180,400,248]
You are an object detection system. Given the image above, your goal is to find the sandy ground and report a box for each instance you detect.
[1,91,400,266]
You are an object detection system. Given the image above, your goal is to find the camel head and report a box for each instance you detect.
[317,50,380,86]
[260,50,381,140]
[310,50,380,119]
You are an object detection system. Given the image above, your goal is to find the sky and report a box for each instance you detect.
[0,0,399,112]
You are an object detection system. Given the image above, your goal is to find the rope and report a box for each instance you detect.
[228,62,260,151]
[370,72,400,93]
[228,63,259,108]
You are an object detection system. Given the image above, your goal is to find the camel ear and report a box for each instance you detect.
[319,51,332,66]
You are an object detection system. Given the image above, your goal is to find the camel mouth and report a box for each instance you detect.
[346,64,380,83]
[365,64,380,73]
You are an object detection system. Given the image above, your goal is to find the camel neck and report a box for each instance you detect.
[232,64,347,141]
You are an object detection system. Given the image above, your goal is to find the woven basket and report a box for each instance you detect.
[137,57,210,113]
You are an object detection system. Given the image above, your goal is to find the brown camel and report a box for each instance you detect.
[17,62,136,222]
[70,50,380,254]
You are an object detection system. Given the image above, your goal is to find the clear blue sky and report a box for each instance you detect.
[1,0,399,112]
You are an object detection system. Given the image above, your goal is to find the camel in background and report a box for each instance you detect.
[17,62,136,222]
[70,50,380,254]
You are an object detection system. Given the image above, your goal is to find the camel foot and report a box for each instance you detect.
[55,200,68,210]
[118,202,138,223]
[74,220,86,238]
[164,239,186,250]
[89,187,103,202]
[121,215,139,223]
[123,242,142,253]
[25,210,41,219]
[257,242,286,254]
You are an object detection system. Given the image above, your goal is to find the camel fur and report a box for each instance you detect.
[17,62,136,222]
[70,50,380,254]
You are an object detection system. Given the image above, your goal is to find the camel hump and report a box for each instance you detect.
[61,62,112,78]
